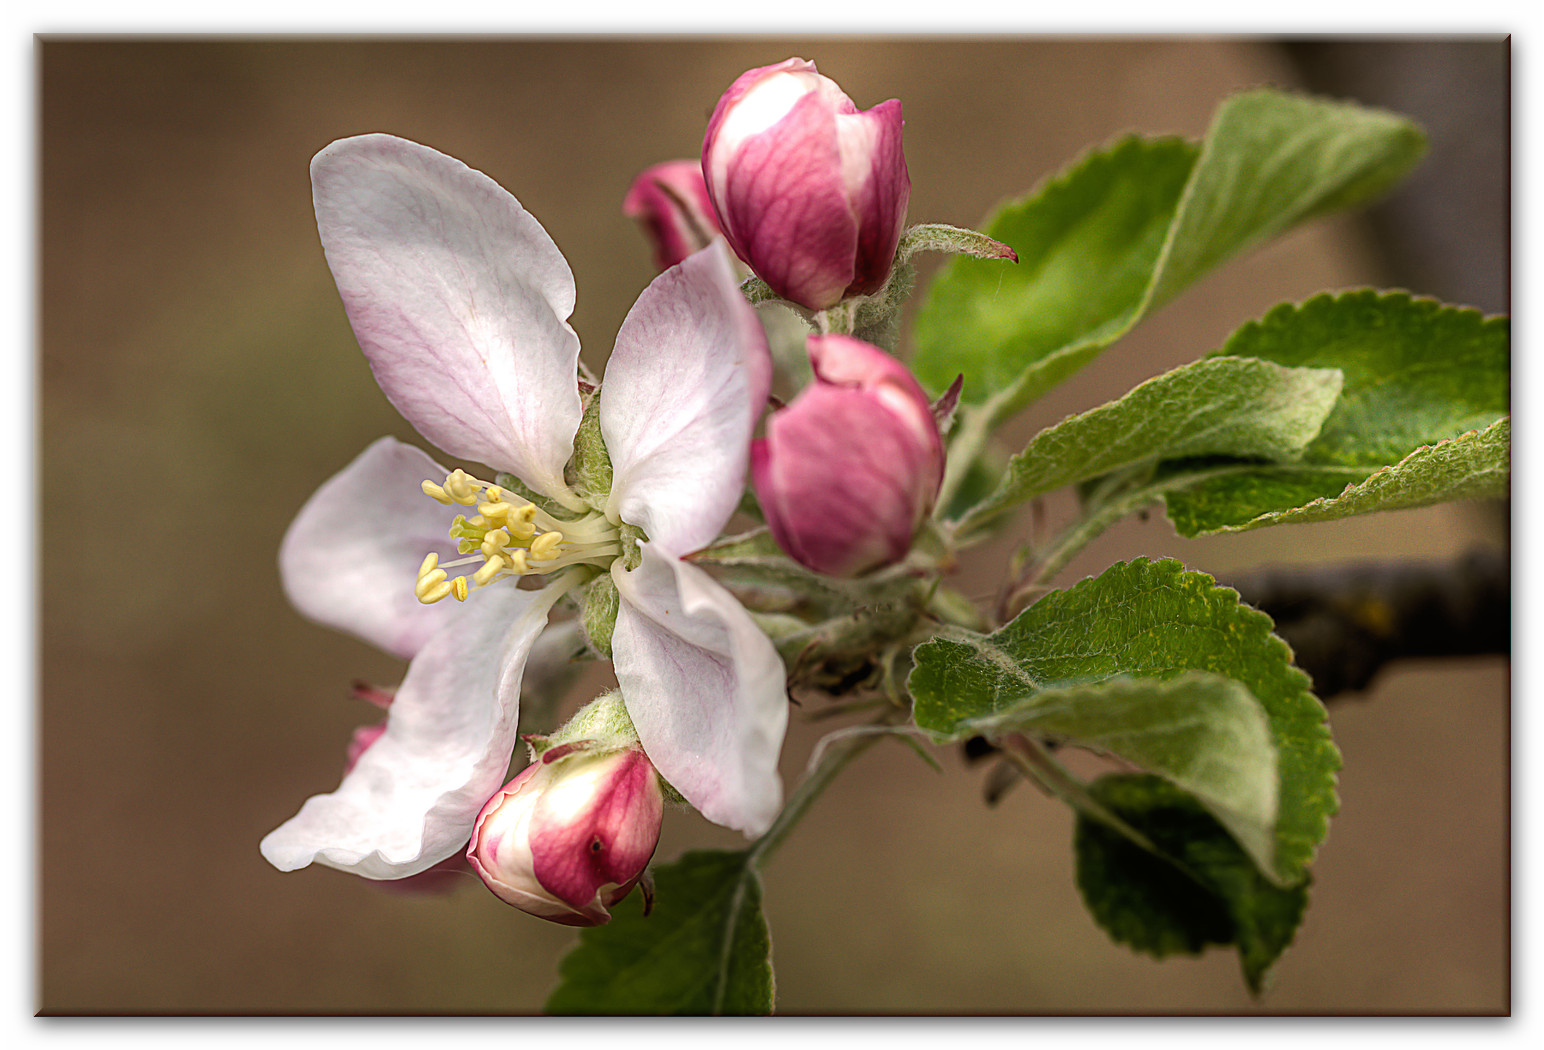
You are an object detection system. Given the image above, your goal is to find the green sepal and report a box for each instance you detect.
[570,384,614,507]
[549,689,638,750]
[897,222,1018,264]
[581,573,619,659]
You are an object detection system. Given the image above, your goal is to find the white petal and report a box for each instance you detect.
[601,242,771,555]
[260,581,565,879]
[279,437,460,660]
[610,545,786,836]
[312,134,584,506]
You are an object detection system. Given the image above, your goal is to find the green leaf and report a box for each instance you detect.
[966,672,1278,880]
[1075,774,1310,996]
[913,135,1197,407]
[1165,291,1509,534]
[912,88,1425,418]
[958,356,1344,534]
[1148,89,1427,306]
[545,850,773,1015]
[908,558,1338,883]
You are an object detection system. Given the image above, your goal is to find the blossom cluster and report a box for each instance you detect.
[264,57,947,924]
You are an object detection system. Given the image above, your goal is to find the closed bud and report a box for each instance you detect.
[467,744,663,926]
[623,160,724,272]
[702,57,909,311]
[751,335,943,577]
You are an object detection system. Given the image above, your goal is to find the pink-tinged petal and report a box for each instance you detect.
[529,749,663,913]
[836,99,910,297]
[710,88,858,310]
[279,437,462,660]
[751,335,943,577]
[753,386,927,576]
[260,581,566,879]
[808,334,938,459]
[344,723,387,773]
[601,242,771,556]
[466,747,662,926]
[610,545,786,836]
[312,134,583,505]
[623,160,723,272]
[702,59,909,310]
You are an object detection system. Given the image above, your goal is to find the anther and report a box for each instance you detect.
[480,529,511,558]
[530,531,565,559]
[478,501,511,526]
[451,577,469,602]
[421,480,453,504]
[415,567,448,599]
[508,549,529,575]
[473,556,506,586]
[444,470,480,505]
[419,579,453,604]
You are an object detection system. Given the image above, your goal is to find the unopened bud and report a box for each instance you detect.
[752,334,943,576]
[623,159,725,272]
[467,745,663,926]
[702,57,909,311]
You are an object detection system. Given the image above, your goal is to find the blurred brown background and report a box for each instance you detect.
[38,37,1508,1014]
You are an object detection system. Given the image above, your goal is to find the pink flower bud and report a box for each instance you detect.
[623,160,725,272]
[467,745,663,926]
[702,57,910,311]
[751,335,943,577]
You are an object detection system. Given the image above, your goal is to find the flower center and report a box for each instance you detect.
[414,469,622,604]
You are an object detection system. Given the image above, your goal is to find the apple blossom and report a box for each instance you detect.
[702,57,910,311]
[751,334,944,577]
[261,134,787,883]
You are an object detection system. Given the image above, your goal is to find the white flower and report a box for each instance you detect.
[260,134,787,880]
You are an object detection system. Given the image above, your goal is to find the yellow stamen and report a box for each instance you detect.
[419,579,453,604]
[473,555,506,586]
[480,528,511,558]
[530,531,564,559]
[415,567,448,599]
[412,466,622,603]
[444,469,480,505]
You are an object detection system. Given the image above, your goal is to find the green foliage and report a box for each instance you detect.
[912,135,1195,408]
[963,672,1279,881]
[908,558,1338,884]
[546,850,773,1016]
[1075,775,1310,996]
[958,356,1344,535]
[1165,292,1510,534]
[912,88,1425,419]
